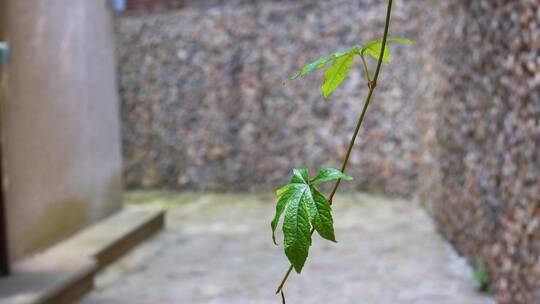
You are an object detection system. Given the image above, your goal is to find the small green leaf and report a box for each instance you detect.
[473,264,490,292]
[310,168,353,185]
[361,36,412,63]
[386,37,413,44]
[288,48,357,81]
[275,184,289,197]
[321,49,357,100]
[290,55,333,80]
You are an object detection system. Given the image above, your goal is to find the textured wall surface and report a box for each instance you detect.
[1,0,123,261]
[124,0,183,14]
[117,0,424,196]
[419,1,540,303]
[117,1,540,302]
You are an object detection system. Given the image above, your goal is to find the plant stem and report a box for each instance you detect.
[275,0,394,296]
[360,54,372,84]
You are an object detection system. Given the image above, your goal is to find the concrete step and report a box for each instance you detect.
[0,207,165,304]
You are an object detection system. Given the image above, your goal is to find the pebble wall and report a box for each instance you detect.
[117,0,423,196]
[419,1,540,303]
[117,1,540,302]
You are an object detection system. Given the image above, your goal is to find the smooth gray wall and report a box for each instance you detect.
[1,0,123,261]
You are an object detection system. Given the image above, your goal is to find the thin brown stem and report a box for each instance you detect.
[360,54,372,84]
[275,263,294,294]
[327,88,375,203]
[275,0,394,297]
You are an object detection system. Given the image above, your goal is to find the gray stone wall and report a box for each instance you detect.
[116,0,424,197]
[117,0,540,302]
[419,1,540,303]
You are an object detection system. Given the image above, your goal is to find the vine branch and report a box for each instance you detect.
[275,0,394,297]
[360,54,372,84]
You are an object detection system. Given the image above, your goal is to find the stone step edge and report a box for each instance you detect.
[0,207,165,304]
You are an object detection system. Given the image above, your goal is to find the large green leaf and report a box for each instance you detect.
[283,188,312,273]
[321,49,357,100]
[271,168,353,273]
[361,36,413,63]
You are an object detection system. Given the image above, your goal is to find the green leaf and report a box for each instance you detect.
[291,168,309,184]
[288,48,357,81]
[271,189,293,245]
[310,168,353,185]
[473,264,490,292]
[271,167,353,272]
[309,187,336,242]
[275,184,289,197]
[321,49,357,100]
[386,37,414,44]
[289,55,334,80]
[283,187,311,273]
[361,36,413,63]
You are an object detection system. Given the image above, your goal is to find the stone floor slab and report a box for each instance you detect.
[79,192,494,304]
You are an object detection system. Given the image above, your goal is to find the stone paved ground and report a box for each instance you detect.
[78,192,494,304]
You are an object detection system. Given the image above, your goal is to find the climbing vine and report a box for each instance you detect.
[270,0,411,301]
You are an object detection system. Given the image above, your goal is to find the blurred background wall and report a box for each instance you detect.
[0,0,123,261]
[117,0,540,303]
[419,2,540,303]
[117,0,421,197]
